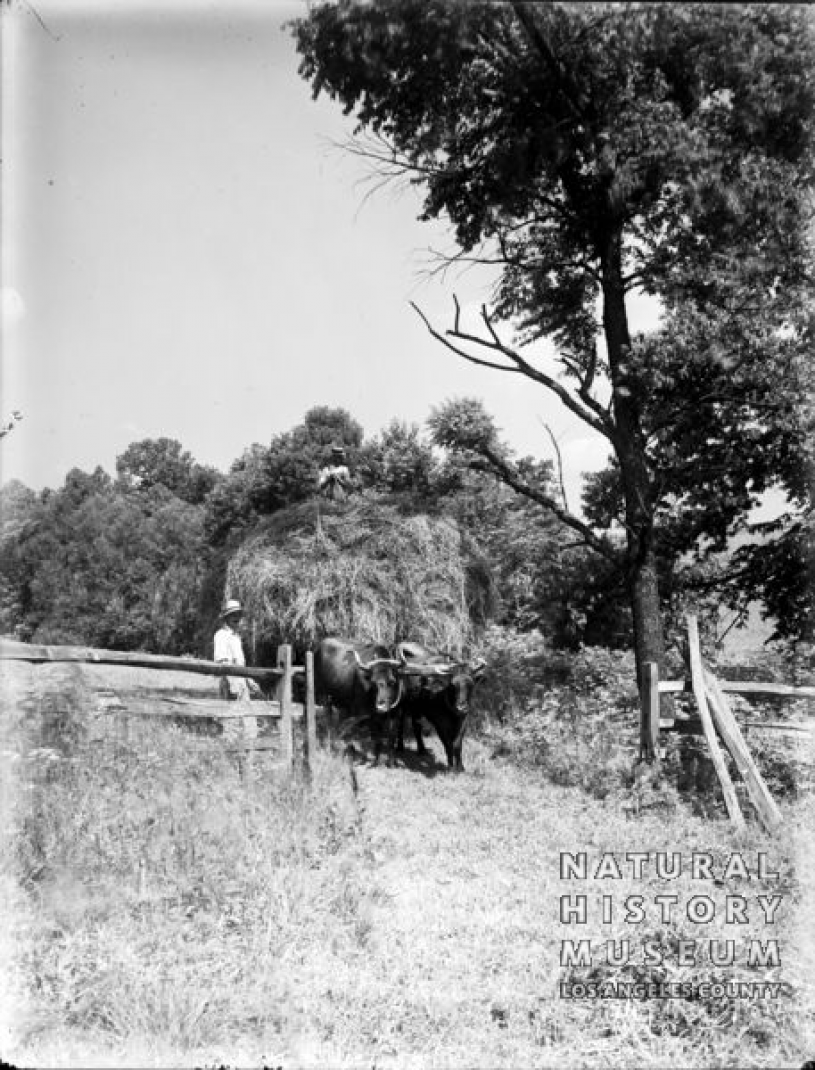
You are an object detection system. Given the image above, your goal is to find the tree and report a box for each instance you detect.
[203,444,276,546]
[116,437,219,504]
[736,521,815,643]
[296,405,364,456]
[357,419,439,499]
[203,407,365,545]
[292,2,814,690]
[270,405,364,501]
[3,465,211,653]
[0,479,39,637]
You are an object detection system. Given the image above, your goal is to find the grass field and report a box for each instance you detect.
[1,652,813,1069]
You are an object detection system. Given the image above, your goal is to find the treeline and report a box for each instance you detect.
[0,406,627,658]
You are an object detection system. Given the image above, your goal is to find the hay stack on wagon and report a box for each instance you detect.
[225,496,488,657]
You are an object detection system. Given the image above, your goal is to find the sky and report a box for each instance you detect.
[0,0,664,508]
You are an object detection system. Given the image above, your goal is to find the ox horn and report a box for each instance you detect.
[353,650,401,670]
[422,663,457,675]
[385,676,404,712]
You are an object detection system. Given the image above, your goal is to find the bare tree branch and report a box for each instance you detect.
[413,299,616,442]
[561,344,608,425]
[539,419,570,513]
[475,444,620,561]
[339,132,446,179]
[410,301,522,375]
[0,410,23,441]
[481,304,502,347]
[420,243,504,282]
[423,237,600,285]
[453,294,462,336]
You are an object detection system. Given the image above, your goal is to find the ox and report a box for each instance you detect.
[313,637,403,766]
[395,641,486,771]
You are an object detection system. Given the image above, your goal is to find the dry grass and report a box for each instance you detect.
[1,661,369,1067]
[225,495,478,655]
[342,755,813,1069]
[1,651,812,1069]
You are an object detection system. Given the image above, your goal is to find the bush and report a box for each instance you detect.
[480,641,654,804]
[475,625,570,723]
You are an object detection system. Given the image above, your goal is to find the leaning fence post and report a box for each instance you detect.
[686,615,745,829]
[640,661,660,762]
[305,650,317,777]
[277,644,294,773]
[703,666,783,833]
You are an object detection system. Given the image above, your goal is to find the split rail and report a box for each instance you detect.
[0,638,322,775]
[639,615,814,832]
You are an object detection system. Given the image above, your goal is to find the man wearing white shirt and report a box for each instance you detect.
[214,599,260,741]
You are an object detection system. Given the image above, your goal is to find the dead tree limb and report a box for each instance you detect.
[539,418,569,513]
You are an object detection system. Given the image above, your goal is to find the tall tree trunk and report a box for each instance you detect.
[600,235,667,702]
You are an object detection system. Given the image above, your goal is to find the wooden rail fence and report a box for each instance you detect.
[639,615,813,832]
[0,638,323,775]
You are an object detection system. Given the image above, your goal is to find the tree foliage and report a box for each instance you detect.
[2,465,210,653]
[292,1,815,667]
[357,419,438,500]
[116,437,219,504]
[1,409,603,654]
[204,407,365,545]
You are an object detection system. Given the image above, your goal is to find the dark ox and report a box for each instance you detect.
[396,641,486,771]
[313,637,403,765]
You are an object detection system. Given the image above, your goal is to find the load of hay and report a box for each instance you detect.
[225,495,488,657]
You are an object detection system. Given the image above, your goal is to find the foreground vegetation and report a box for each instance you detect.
[2,643,812,1068]
[2,661,368,1066]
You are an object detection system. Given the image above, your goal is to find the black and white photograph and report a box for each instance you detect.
[1,2,813,1067]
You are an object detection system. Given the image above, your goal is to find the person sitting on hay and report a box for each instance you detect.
[214,599,261,742]
[317,445,352,501]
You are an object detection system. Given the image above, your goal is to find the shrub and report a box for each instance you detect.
[481,642,650,804]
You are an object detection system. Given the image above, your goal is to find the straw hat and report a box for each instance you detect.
[220,598,244,620]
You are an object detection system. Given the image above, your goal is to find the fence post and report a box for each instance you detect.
[703,666,783,832]
[640,661,660,762]
[305,650,317,778]
[686,615,745,829]
[277,644,294,773]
